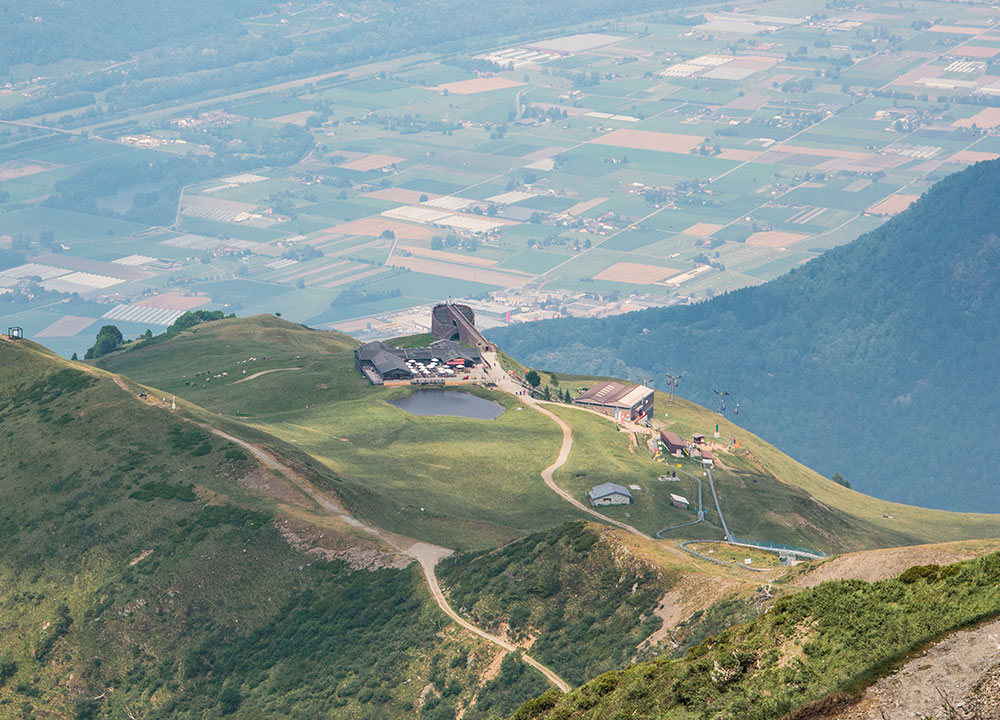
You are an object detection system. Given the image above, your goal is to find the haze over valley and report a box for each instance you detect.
[3,1,1000,718]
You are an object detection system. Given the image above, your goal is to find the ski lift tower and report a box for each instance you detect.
[7,327,23,341]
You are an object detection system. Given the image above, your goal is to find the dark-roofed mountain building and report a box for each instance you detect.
[574,381,654,423]
[355,339,481,384]
[660,430,687,456]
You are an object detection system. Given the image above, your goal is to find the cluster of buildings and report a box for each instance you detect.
[355,338,481,384]
[355,303,490,385]
[659,430,714,466]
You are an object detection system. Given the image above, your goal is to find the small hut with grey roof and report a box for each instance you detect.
[587,482,633,506]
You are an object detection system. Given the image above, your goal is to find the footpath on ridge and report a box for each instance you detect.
[107,372,572,694]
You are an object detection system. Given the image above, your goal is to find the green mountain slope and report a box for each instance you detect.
[489,159,1000,513]
[0,336,540,719]
[98,316,581,551]
[510,551,1000,720]
[98,315,1000,553]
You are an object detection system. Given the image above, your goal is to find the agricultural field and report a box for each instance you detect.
[3,0,1000,355]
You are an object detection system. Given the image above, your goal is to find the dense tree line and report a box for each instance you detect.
[0,0,271,74]
[491,160,1000,512]
[4,0,692,120]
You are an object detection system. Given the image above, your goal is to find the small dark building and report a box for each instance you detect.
[692,433,706,445]
[660,430,687,456]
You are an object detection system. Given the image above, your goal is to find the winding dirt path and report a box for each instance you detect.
[233,367,301,384]
[530,401,649,539]
[108,372,571,694]
[416,549,571,692]
[482,352,649,539]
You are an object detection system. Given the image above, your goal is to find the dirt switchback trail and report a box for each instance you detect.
[482,351,649,539]
[207,429,571,691]
[108,372,572,694]
[415,546,571,693]
[531,401,649,539]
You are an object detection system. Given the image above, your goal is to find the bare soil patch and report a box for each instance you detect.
[725,92,768,110]
[431,78,524,94]
[955,44,1000,58]
[329,216,434,240]
[592,129,703,154]
[866,193,920,216]
[0,160,61,180]
[565,197,608,215]
[276,514,411,570]
[594,261,680,284]
[338,153,405,171]
[134,291,210,311]
[951,150,1000,164]
[953,108,1000,129]
[683,222,724,237]
[35,315,97,338]
[746,230,808,247]
[795,541,1000,588]
[236,465,311,507]
[810,617,1000,720]
[928,24,981,34]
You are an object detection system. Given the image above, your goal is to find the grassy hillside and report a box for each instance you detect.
[98,315,1000,553]
[510,551,1000,720]
[538,371,1000,552]
[99,316,583,551]
[0,336,547,719]
[490,159,1000,513]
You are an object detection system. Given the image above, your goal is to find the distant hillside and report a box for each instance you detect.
[490,160,1000,512]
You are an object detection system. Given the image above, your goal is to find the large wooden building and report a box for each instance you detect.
[574,381,654,423]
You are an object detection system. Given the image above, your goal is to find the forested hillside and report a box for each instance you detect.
[490,160,1000,512]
